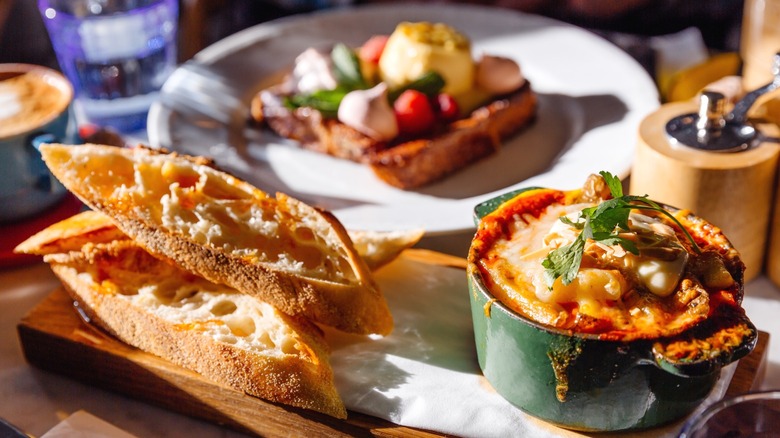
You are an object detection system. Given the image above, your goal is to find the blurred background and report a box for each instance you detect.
[0,0,745,83]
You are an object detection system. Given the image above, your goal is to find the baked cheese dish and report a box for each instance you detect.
[470,173,748,344]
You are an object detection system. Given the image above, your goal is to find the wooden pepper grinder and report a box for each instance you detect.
[630,54,780,283]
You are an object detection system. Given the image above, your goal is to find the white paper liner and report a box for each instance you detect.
[329,257,738,437]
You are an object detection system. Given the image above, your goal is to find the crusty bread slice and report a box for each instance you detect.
[257,82,537,189]
[42,239,347,418]
[14,210,127,255]
[18,210,424,272]
[347,228,424,271]
[39,144,392,335]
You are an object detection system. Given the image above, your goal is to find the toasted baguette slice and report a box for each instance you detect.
[39,144,392,335]
[17,210,424,272]
[14,210,127,255]
[347,228,425,271]
[41,239,346,418]
[257,82,536,189]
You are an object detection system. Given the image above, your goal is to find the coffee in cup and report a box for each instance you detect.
[0,64,74,222]
[0,69,71,138]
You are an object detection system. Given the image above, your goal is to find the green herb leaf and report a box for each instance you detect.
[542,171,700,287]
[542,234,586,286]
[331,43,366,90]
[592,234,639,255]
[559,213,584,229]
[587,199,631,234]
[285,88,349,118]
[387,71,446,102]
[599,170,624,197]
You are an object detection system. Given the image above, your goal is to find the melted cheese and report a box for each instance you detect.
[479,199,704,339]
[624,213,688,297]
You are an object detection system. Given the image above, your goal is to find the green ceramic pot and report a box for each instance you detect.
[467,188,757,432]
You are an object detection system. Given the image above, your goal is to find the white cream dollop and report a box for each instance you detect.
[475,55,525,95]
[337,83,398,141]
[292,48,338,94]
[542,210,688,299]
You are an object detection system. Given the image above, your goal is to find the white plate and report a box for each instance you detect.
[147,3,659,235]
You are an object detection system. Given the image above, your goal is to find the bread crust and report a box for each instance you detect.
[14,210,127,255]
[118,213,392,335]
[39,144,393,335]
[47,241,347,419]
[17,210,420,272]
[257,82,537,188]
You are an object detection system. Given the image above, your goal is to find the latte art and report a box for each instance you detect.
[0,84,22,120]
[0,72,70,139]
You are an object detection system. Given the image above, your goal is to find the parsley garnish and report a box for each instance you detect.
[541,171,700,287]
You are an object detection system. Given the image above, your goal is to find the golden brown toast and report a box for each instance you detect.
[38,144,393,336]
[254,82,537,189]
[21,210,424,272]
[28,233,346,418]
[14,210,127,254]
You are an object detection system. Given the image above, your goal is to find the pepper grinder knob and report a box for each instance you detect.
[666,91,756,152]
[695,90,727,143]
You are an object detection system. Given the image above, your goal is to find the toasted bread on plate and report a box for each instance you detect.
[257,83,536,189]
[347,228,425,271]
[368,84,536,189]
[252,21,537,189]
[38,143,392,336]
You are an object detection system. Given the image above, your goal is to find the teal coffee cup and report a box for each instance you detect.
[0,64,74,222]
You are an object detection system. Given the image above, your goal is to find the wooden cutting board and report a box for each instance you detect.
[17,288,770,438]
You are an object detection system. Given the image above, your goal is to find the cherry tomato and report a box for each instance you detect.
[436,93,460,122]
[359,35,389,64]
[394,89,436,135]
